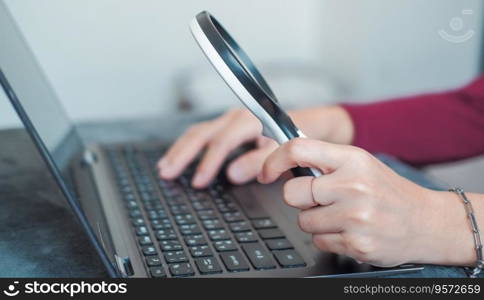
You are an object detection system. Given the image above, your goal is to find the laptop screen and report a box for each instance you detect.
[0,3,82,170]
[0,2,116,276]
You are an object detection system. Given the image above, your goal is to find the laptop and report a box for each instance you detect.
[0,2,422,278]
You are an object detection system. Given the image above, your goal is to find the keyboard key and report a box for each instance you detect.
[129,209,142,218]
[127,200,138,209]
[164,251,188,263]
[151,222,173,230]
[208,229,231,241]
[144,201,163,210]
[138,184,154,193]
[163,188,183,199]
[242,243,276,270]
[147,209,167,220]
[156,229,177,241]
[142,245,157,256]
[124,193,136,202]
[146,256,162,266]
[184,234,207,246]
[170,204,190,215]
[150,266,166,278]
[213,197,226,205]
[195,257,222,274]
[229,221,251,232]
[202,219,224,230]
[138,235,153,246]
[151,219,173,230]
[187,190,210,202]
[216,202,238,213]
[191,201,212,211]
[258,228,285,240]
[220,251,250,272]
[178,224,201,235]
[139,191,155,202]
[197,209,217,220]
[159,240,183,252]
[252,218,276,229]
[235,231,258,243]
[273,250,306,268]
[189,245,213,257]
[166,197,185,206]
[175,214,196,225]
[214,240,237,252]
[121,185,133,193]
[169,263,195,277]
[223,212,244,223]
[265,239,293,250]
[135,226,149,236]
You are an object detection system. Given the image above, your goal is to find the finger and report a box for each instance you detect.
[191,130,256,188]
[258,138,348,184]
[191,138,235,188]
[312,233,347,255]
[283,176,317,209]
[298,204,345,234]
[158,122,218,179]
[284,167,343,209]
[226,144,276,184]
[256,135,277,148]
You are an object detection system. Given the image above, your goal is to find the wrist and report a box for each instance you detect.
[411,189,477,266]
[289,105,354,144]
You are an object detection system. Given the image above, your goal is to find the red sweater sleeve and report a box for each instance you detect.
[341,75,484,166]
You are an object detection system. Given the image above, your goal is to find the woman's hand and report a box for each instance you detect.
[258,138,478,267]
[158,106,353,188]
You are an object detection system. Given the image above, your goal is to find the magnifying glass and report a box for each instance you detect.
[190,11,322,177]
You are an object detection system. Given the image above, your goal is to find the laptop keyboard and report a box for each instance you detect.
[106,145,306,277]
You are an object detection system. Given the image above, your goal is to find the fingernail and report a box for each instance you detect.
[159,164,173,179]
[158,157,167,168]
[192,173,205,188]
[159,169,169,179]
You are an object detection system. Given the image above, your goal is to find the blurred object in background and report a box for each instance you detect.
[174,61,345,114]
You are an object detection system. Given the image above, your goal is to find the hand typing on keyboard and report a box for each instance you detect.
[109,148,308,276]
[157,107,353,188]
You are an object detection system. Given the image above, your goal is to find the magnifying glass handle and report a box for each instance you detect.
[292,166,322,177]
[262,126,323,177]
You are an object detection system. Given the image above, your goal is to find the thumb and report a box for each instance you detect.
[258,138,349,184]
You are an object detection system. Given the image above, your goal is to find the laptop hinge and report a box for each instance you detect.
[115,255,134,277]
[81,149,98,167]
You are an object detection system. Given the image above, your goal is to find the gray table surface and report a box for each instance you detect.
[0,117,469,277]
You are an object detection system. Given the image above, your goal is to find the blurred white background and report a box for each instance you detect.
[1,0,483,127]
[0,0,483,190]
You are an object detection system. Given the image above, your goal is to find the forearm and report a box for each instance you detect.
[289,105,354,144]
[341,76,484,166]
